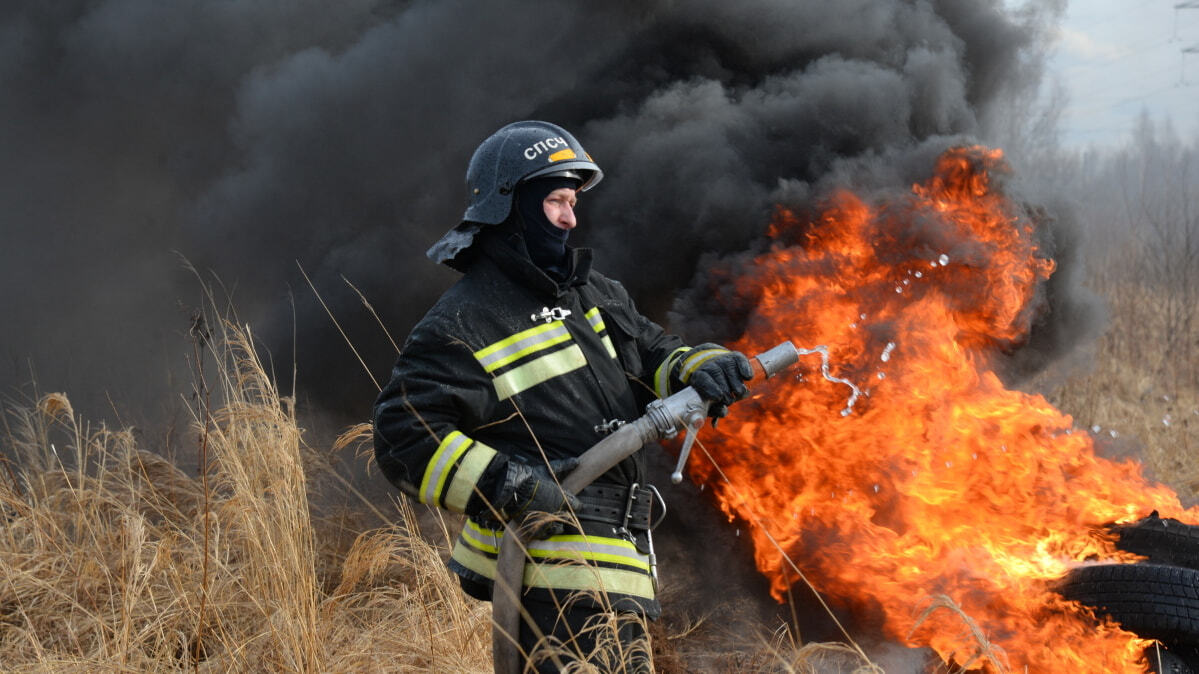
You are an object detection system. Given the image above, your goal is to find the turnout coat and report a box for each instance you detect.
[373,229,701,616]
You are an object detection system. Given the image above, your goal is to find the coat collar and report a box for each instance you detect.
[476,230,592,299]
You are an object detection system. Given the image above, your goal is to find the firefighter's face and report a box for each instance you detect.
[542,187,578,231]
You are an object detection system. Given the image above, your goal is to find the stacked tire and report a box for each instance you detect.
[1056,512,1199,673]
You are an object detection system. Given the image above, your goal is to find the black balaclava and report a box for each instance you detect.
[514,176,580,279]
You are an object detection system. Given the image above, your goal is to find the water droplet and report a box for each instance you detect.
[1163,415,1173,427]
[877,371,886,380]
[914,271,923,278]
[849,322,857,329]
[945,461,953,468]
[938,254,950,266]
[895,286,903,293]
[873,484,880,493]
[1091,424,1101,433]
[859,313,867,320]
[972,453,978,460]
[840,409,850,417]
[1109,429,1119,438]
[903,279,910,285]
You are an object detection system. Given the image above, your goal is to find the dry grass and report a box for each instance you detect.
[5,241,1194,672]
[0,317,894,672]
[1044,244,1199,503]
[0,322,492,673]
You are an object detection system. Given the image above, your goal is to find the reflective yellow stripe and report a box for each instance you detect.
[492,344,586,400]
[654,347,689,398]
[601,335,616,359]
[419,432,472,506]
[585,307,618,359]
[584,307,603,328]
[474,322,571,373]
[680,348,726,381]
[525,562,655,599]
[451,533,656,599]
[462,519,502,554]
[459,522,650,571]
[529,535,651,571]
[444,442,497,512]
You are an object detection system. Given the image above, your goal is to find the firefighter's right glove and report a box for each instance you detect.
[684,344,753,420]
[496,457,581,537]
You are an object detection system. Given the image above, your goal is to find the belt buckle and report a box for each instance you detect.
[616,482,639,540]
[617,482,661,593]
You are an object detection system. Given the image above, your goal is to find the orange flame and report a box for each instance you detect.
[693,146,1198,672]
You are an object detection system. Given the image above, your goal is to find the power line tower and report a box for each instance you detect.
[1179,2,1199,83]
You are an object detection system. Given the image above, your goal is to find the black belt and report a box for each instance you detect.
[574,483,663,531]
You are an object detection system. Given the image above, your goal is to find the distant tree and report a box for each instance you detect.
[1116,112,1199,387]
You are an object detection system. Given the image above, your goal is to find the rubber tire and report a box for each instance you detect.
[1112,512,1199,571]
[1146,646,1197,674]
[1057,564,1199,646]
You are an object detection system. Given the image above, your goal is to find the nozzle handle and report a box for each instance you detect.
[670,341,801,484]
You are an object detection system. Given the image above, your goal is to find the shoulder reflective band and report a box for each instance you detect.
[653,346,690,399]
[679,348,727,381]
[419,431,497,512]
[491,345,586,400]
[474,321,572,373]
[584,307,617,359]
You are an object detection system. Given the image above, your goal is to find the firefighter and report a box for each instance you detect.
[373,120,752,672]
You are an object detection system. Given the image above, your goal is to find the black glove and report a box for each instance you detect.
[686,345,753,419]
[495,457,581,529]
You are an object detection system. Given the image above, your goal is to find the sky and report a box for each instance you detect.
[1048,0,1199,147]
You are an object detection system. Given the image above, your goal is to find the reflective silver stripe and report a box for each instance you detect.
[530,535,650,571]
[443,441,497,512]
[451,532,656,599]
[458,523,649,571]
[461,519,501,554]
[419,431,471,506]
[524,562,655,599]
[680,348,726,381]
[492,344,586,400]
[474,322,570,373]
[584,307,603,330]
[654,347,689,398]
[585,307,617,359]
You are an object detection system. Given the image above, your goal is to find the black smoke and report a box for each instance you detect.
[1,1,1084,427]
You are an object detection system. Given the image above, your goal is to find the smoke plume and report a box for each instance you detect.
[1,1,1084,423]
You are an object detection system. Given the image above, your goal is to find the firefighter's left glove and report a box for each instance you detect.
[496,457,581,538]
[686,344,753,420]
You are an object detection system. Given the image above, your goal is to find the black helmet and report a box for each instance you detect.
[428,121,602,267]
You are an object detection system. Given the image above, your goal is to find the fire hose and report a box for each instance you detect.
[491,341,802,674]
